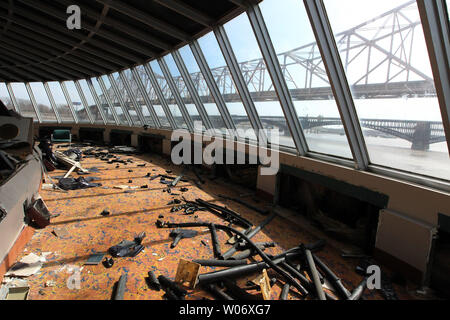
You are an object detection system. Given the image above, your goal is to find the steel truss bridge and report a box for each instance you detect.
[97,0,443,150]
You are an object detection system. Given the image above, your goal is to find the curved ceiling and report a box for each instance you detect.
[0,0,256,82]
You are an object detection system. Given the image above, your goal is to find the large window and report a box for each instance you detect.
[0,83,14,111]
[63,81,89,123]
[100,75,128,125]
[164,54,202,130]
[259,0,353,158]
[111,72,141,126]
[198,32,256,139]
[135,65,171,128]
[123,69,155,127]
[47,82,74,122]
[178,45,227,133]
[78,80,102,123]
[323,0,450,180]
[224,13,296,148]
[9,83,37,120]
[149,61,188,129]
[29,82,56,122]
[91,78,115,124]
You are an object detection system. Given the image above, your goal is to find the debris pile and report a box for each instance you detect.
[151,205,372,300]
[3,138,393,301]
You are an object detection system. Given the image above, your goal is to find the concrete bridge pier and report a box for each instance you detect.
[412,122,431,151]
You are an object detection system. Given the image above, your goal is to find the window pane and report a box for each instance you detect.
[10,83,37,120]
[178,45,227,133]
[164,54,203,130]
[224,13,296,148]
[123,69,157,127]
[323,0,450,180]
[100,75,128,125]
[111,72,141,126]
[0,83,14,111]
[198,32,256,139]
[78,80,102,123]
[47,82,74,122]
[124,69,156,127]
[259,0,352,157]
[135,65,171,127]
[150,61,188,129]
[63,81,89,123]
[91,78,115,124]
[28,82,56,122]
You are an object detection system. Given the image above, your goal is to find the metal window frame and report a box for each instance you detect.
[74,80,95,124]
[6,83,20,114]
[190,40,237,132]
[303,0,370,169]
[130,67,161,128]
[158,57,195,132]
[43,82,62,124]
[108,73,133,126]
[60,81,79,124]
[214,25,268,145]
[119,70,147,126]
[171,50,213,132]
[143,63,177,129]
[87,78,107,125]
[97,76,120,125]
[417,0,450,156]
[246,4,308,156]
[25,82,43,123]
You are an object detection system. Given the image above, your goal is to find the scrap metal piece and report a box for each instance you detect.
[193,259,248,267]
[158,275,187,299]
[147,270,161,291]
[113,274,128,300]
[303,245,326,300]
[169,229,198,248]
[209,223,222,259]
[175,259,201,289]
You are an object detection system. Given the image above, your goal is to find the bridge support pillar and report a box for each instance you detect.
[411,122,431,151]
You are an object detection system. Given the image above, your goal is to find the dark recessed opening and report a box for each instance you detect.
[110,130,131,146]
[79,128,104,144]
[431,215,450,298]
[139,134,164,155]
[214,163,259,190]
[278,171,382,253]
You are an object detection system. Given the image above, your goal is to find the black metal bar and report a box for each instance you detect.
[203,284,234,300]
[113,273,127,300]
[158,275,187,298]
[313,254,351,300]
[198,251,301,284]
[303,246,326,300]
[193,259,248,267]
[195,199,254,228]
[222,213,277,260]
[221,279,259,300]
[348,278,367,300]
[219,194,270,215]
[280,284,290,300]
[147,271,161,291]
[209,223,222,259]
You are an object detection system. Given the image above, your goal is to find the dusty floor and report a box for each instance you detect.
[13,146,417,300]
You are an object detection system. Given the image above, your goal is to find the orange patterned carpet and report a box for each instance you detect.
[12,147,415,300]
